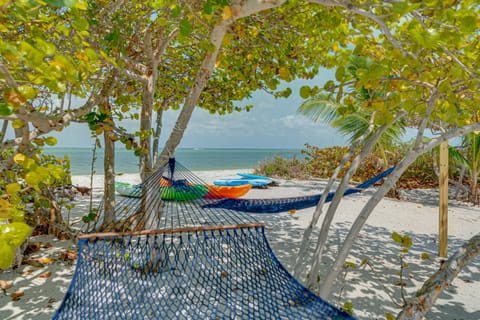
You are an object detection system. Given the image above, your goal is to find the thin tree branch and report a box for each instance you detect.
[308,0,411,57]
[410,11,480,82]
[318,119,480,299]
[397,232,480,320]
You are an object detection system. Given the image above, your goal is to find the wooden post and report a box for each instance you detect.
[439,140,449,258]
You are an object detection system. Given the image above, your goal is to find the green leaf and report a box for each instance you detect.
[35,38,56,56]
[386,313,395,320]
[45,136,58,146]
[324,80,335,91]
[421,252,431,260]
[203,2,213,14]
[392,232,402,244]
[335,66,345,82]
[6,183,21,195]
[18,85,38,100]
[402,236,412,248]
[44,0,68,8]
[299,86,311,99]
[277,87,292,98]
[391,2,410,14]
[74,0,88,10]
[342,301,353,315]
[0,222,32,247]
[62,0,76,8]
[0,241,15,270]
[460,16,477,33]
[84,48,98,62]
[72,17,89,31]
[171,5,181,18]
[157,17,168,26]
[0,103,14,116]
[150,0,167,9]
[105,28,120,46]
[179,19,192,37]
[25,171,41,187]
[12,119,24,129]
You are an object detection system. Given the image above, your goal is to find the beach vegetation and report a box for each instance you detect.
[283,2,480,318]
[448,132,480,204]
[255,143,438,192]
[298,56,407,167]
[0,0,102,268]
[63,0,360,227]
[254,156,309,180]
[1,0,480,318]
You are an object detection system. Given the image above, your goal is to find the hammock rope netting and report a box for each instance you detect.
[53,158,363,319]
[203,167,395,213]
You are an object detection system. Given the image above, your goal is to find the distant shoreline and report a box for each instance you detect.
[44,146,305,150]
[44,148,304,175]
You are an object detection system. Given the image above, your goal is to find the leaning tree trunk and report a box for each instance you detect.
[293,136,360,278]
[152,107,164,163]
[305,116,399,290]
[317,91,440,298]
[397,232,480,320]
[154,0,287,169]
[42,187,64,236]
[293,113,382,278]
[318,121,480,299]
[139,74,154,182]
[155,23,229,169]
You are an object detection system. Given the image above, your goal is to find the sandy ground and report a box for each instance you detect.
[0,170,479,320]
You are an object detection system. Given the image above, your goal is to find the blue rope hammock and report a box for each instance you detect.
[53,158,356,320]
[203,167,395,213]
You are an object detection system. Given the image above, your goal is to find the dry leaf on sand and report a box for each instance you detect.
[11,291,24,301]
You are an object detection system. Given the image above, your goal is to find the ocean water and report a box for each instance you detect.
[45,147,304,175]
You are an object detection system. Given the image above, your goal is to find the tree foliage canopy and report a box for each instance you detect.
[1,2,480,317]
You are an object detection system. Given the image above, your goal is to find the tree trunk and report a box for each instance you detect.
[293,115,378,279]
[0,120,7,143]
[318,121,480,298]
[154,0,287,169]
[103,129,116,225]
[306,120,393,290]
[152,107,164,165]
[454,165,466,200]
[397,232,480,320]
[293,141,358,278]
[319,148,425,298]
[155,23,229,169]
[317,91,441,298]
[139,75,154,182]
[470,171,478,204]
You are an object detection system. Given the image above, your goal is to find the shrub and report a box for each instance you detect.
[254,156,309,180]
[254,143,439,190]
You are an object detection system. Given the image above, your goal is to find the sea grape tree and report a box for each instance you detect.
[0,0,105,268]
[2,0,479,317]
[290,0,480,317]
[77,0,356,223]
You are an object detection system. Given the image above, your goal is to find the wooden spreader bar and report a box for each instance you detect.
[78,222,266,241]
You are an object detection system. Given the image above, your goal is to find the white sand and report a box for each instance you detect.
[1,170,479,319]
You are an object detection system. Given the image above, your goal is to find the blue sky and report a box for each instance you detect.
[12,69,347,149]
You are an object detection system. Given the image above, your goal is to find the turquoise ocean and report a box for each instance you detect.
[46,148,304,175]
